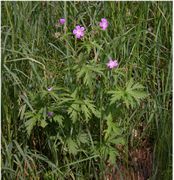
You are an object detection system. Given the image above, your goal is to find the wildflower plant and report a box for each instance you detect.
[2,2,171,180]
[24,13,147,173]
[5,4,150,179]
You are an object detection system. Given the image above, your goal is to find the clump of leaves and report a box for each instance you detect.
[108,78,148,108]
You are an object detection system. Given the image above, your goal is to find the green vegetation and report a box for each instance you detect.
[2,2,172,179]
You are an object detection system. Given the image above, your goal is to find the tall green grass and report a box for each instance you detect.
[2,1,172,179]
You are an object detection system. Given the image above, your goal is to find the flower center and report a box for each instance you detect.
[77,29,81,34]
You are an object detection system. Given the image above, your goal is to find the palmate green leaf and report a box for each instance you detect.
[53,115,64,127]
[67,107,78,123]
[76,64,104,89]
[128,90,147,101]
[66,88,100,123]
[67,104,80,123]
[24,108,46,135]
[126,79,146,92]
[104,114,122,141]
[112,125,122,136]
[66,138,78,155]
[82,99,100,122]
[123,93,136,108]
[84,99,101,118]
[66,90,81,123]
[99,144,108,160]
[81,104,91,122]
[83,70,93,88]
[24,117,37,136]
[108,135,125,145]
[109,90,124,105]
[84,99,95,112]
[108,146,119,165]
[126,79,148,107]
[77,132,89,144]
[104,114,112,140]
[126,78,134,90]
[40,120,48,128]
[108,79,148,108]
[129,81,145,90]
[99,144,119,165]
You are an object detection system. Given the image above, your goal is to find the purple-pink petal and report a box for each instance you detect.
[99,22,103,26]
[59,18,65,25]
[101,18,107,22]
[100,18,108,30]
[79,31,84,36]
[73,25,85,39]
[76,25,81,29]
[73,29,77,34]
[76,34,81,38]
[81,27,85,31]
[107,59,118,69]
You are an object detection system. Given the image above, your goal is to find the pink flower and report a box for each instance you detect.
[107,59,118,69]
[47,87,53,92]
[59,18,65,25]
[99,18,108,30]
[73,25,85,39]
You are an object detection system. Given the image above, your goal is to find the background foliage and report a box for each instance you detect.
[1,1,172,179]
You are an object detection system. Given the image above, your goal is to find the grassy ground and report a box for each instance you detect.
[1,1,172,179]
